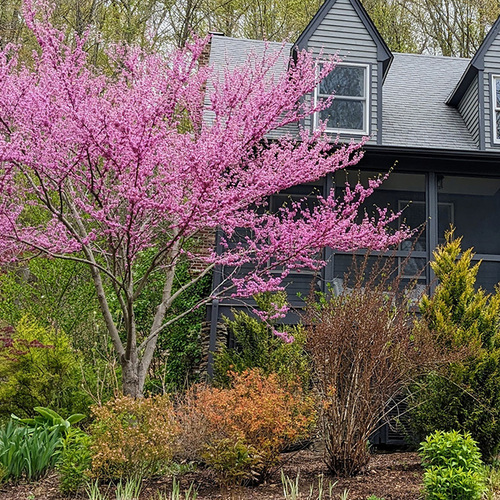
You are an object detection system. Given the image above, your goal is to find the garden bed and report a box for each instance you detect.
[0,449,423,500]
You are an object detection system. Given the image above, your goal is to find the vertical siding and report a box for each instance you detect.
[483,35,500,148]
[304,0,379,144]
[458,74,479,146]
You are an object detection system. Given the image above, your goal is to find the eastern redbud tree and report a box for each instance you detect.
[0,2,409,397]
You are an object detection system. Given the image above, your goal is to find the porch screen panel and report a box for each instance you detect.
[331,171,427,292]
[437,176,500,254]
[438,175,500,292]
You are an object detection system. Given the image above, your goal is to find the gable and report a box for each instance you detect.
[294,0,392,71]
[293,0,392,144]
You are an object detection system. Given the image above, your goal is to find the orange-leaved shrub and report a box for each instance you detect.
[176,369,315,485]
[90,395,179,479]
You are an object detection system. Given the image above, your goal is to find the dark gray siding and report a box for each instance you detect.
[304,0,379,143]
[483,35,500,148]
[458,74,480,146]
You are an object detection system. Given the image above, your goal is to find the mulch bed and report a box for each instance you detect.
[0,449,424,499]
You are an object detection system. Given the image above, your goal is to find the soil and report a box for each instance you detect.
[0,449,424,500]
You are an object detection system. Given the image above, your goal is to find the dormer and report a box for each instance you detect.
[293,0,392,144]
[448,16,500,150]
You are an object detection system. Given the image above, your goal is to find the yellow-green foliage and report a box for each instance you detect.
[420,231,500,351]
[90,395,179,479]
[411,231,500,460]
[0,316,89,419]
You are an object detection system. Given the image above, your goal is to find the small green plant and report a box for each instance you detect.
[282,470,300,500]
[115,475,142,500]
[12,406,85,434]
[484,464,500,500]
[366,496,385,500]
[420,430,483,471]
[201,438,262,486]
[85,480,110,500]
[56,428,92,494]
[420,430,487,500]
[423,465,486,500]
[281,471,337,499]
[156,477,198,500]
[0,420,61,482]
[339,490,350,500]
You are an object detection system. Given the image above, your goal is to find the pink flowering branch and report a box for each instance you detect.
[0,3,410,396]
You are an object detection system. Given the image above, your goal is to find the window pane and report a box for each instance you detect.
[319,66,365,97]
[496,111,500,139]
[320,99,364,131]
[496,78,500,108]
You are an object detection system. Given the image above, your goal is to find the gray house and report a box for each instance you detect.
[205,0,500,439]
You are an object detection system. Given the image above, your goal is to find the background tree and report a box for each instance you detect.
[401,0,500,57]
[363,0,420,53]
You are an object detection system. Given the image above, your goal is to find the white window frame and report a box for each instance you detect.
[314,62,370,135]
[492,75,500,144]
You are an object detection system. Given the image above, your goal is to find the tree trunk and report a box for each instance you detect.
[121,357,143,398]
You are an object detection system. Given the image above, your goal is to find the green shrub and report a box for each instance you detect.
[410,232,500,460]
[201,438,262,487]
[423,466,486,500]
[420,430,486,500]
[0,420,61,482]
[0,316,90,420]
[57,428,92,494]
[90,395,179,479]
[214,292,310,390]
[420,430,483,471]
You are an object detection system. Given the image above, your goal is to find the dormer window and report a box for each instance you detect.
[493,75,500,143]
[315,63,370,135]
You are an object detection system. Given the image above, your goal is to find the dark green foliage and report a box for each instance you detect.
[213,293,310,389]
[0,420,62,482]
[410,232,500,461]
[56,428,92,494]
[420,430,486,500]
[137,257,212,393]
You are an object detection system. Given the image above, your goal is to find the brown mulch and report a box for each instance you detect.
[0,449,423,500]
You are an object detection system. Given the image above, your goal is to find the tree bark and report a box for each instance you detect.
[121,356,143,398]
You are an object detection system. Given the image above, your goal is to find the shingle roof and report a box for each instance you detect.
[208,36,478,151]
[208,36,292,73]
[382,53,477,150]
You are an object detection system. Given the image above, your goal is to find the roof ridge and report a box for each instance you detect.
[392,52,471,62]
